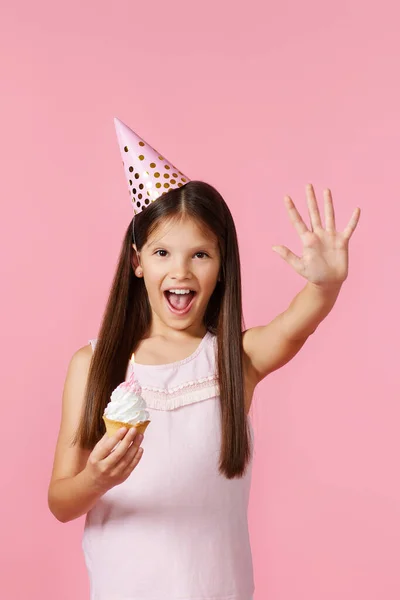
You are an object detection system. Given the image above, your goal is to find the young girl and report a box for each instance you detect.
[48,118,360,600]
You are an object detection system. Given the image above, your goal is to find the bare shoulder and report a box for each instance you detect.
[242,317,309,386]
[71,343,93,367]
[48,343,94,491]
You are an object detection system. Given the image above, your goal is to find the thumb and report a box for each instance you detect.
[272,245,303,272]
[272,245,288,257]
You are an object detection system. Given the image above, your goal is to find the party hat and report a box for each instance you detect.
[114,117,190,215]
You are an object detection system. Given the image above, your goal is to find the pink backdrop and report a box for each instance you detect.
[1,0,399,598]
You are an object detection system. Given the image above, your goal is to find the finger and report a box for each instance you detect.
[93,427,130,461]
[115,437,144,472]
[342,207,361,240]
[121,447,144,478]
[120,432,144,461]
[272,245,303,273]
[305,184,323,231]
[102,427,141,468]
[324,188,336,233]
[284,195,309,237]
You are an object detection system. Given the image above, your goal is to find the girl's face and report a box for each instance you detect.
[133,216,221,335]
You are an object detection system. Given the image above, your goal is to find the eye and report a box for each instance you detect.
[154,250,209,259]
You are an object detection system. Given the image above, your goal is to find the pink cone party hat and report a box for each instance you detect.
[114,117,190,215]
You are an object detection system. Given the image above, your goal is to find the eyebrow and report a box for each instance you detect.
[147,241,218,251]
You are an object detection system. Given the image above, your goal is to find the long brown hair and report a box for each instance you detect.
[73,180,253,478]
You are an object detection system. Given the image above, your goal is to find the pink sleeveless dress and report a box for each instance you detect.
[82,331,255,600]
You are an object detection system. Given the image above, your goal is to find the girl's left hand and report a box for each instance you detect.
[272,184,361,288]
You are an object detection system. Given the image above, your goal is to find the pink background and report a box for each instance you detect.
[1,0,399,598]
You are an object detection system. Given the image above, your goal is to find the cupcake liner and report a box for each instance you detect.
[102,415,151,437]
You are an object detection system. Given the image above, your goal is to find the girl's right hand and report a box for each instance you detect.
[84,426,144,493]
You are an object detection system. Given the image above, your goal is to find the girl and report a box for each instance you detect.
[48,120,360,600]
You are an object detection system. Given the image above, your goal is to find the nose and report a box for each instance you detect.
[170,257,192,280]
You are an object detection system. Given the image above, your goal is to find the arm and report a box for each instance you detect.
[243,281,342,384]
[48,345,100,523]
[48,469,105,523]
[281,281,342,339]
[48,345,145,523]
[244,184,360,386]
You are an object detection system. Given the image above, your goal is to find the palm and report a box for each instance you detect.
[272,184,361,287]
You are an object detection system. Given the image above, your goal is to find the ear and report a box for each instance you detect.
[131,243,142,274]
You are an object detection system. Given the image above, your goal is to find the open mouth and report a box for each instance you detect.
[163,290,197,315]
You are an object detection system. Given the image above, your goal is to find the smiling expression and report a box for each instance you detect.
[133,216,221,333]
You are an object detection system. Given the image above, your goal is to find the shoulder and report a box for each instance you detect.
[62,344,94,406]
[73,343,93,361]
[67,343,93,375]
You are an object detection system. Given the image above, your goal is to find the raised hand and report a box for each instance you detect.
[272,184,361,288]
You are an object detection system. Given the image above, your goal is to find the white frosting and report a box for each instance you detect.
[104,385,150,425]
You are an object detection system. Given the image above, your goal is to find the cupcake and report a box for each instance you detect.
[103,365,150,437]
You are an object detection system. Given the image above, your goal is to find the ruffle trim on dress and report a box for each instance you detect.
[142,379,220,410]
[88,338,220,410]
[141,374,217,394]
